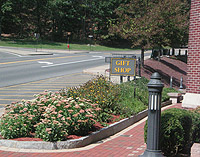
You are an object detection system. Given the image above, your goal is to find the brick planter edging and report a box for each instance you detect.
[0,100,172,150]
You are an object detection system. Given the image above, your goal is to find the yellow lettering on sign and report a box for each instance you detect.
[116,61,121,66]
[127,68,131,73]
[115,60,131,66]
[115,67,120,72]
[114,68,132,73]
[126,61,130,66]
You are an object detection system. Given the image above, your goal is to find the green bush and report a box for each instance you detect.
[117,77,148,116]
[0,100,40,139]
[63,75,121,122]
[191,107,200,143]
[162,88,179,102]
[0,91,100,142]
[144,108,193,156]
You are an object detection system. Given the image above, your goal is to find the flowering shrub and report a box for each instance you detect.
[62,75,121,122]
[0,100,39,139]
[0,91,100,142]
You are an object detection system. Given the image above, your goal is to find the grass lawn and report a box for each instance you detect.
[0,38,134,51]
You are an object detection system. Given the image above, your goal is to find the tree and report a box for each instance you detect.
[109,0,190,64]
[0,0,12,40]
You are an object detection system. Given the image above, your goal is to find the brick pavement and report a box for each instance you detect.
[0,103,183,157]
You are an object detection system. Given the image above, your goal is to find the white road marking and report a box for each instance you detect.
[1,51,24,57]
[38,61,53,65]
[42,56,104,68]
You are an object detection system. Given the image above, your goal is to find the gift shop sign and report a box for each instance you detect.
[110,58,136,76]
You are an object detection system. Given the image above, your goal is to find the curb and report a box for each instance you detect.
[0,100,172,150]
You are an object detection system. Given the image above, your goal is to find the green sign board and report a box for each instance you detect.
[110,58,136,76]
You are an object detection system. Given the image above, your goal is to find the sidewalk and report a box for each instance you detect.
[0,46,88,56]
[1,103,197,157]
[0,46,152,56]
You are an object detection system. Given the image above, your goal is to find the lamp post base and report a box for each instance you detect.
[139,149,164,157]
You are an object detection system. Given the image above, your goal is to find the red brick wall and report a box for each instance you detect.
[187,0,200,94]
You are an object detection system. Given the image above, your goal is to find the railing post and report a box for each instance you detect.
[179,49,181,56]
[179,76,183,91]
[170,76,173,88]
[138,57,141,77]
[120,76,123,84]
[140,72,164,157]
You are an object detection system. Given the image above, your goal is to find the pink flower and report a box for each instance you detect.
[79,109,85,113]
[61,117,65,121]
[68,109,73,113]
[53,120,59,124]
[73,113,79,117]
[95,107,101,111]
[52,112,58,115]
[66,117,71,120]
[23,124,27,126]
[91,104,98,107]
[23,108,28,111]
[86,114,93,118]
[86,108,92,112]
[62,100,67,103]
[75,104,80,109]
[57,114,62,118]
[56,104,61,107]
[46,128,52,132]
[64,105,71,108]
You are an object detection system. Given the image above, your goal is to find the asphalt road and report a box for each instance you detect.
[0,52,105,87]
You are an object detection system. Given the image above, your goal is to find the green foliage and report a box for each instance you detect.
[162,87,179,102]
[144,108,193,156]
[109,0,190,49]
[0,0,190,47]
[0,100,40,138]
[0,91,99,142]
[63,75,121,122]
[191,107,200,143]
[1,74,180,142]
[117,77,148,116]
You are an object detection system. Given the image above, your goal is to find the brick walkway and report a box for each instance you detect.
[0,103,183,157]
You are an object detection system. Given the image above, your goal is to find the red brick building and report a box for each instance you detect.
[183,0,200,108]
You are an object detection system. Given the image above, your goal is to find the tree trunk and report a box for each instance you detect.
[141,48,144,67]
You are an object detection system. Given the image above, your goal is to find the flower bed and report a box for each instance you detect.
[0,91,102,142]
[0,75,175,144]
[0,100,172,150]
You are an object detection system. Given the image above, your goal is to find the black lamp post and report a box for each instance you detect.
[140,72,164,157]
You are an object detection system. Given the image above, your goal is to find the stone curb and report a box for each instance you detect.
[0,100,172,150]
